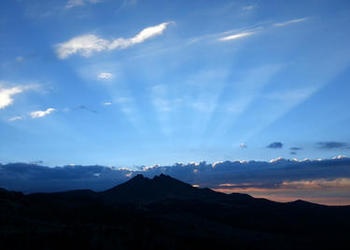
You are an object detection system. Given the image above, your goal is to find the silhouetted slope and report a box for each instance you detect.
[1,175,350,250]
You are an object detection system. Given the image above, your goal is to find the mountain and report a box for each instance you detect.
[102,173,221,203]
[1,174,350,250]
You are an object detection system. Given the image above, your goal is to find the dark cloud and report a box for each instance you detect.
[267,142,283,149]
[317,141,349,149]
[2,157,350,194]
[290,151,297,155]
[0,163,132,193]
[290,147,302,151]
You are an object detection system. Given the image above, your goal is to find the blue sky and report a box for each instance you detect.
[1,0,350,167]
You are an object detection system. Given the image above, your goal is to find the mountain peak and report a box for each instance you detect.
[102,174,215,203]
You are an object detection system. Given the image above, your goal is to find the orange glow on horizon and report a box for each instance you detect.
[212,179,350,206]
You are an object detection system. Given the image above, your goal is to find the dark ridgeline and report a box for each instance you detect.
[1,175,350,250]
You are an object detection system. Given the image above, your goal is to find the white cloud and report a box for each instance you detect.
[56,22,172,59]
[30,108,56,118]
[0,83,43,109]
[97,72,113,80]
[102,101,113,106]
[242,5,257,11]
[56,34,109,59]
[66,0,84,8]
[8,116,24,122]
[65,0,101,9]
[219,31,255,41]
[130,22,170,44]
[273,17,308,27]
[0,86,24,109]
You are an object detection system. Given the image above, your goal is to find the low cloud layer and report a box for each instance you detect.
[56,22,172,59]
[1,157,350,205]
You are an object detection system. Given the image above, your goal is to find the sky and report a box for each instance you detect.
[1,0,350,168]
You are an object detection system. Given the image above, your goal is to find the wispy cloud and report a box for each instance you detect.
[273,17,308,27]
[97,72,113,80]
[280,178,350,190]
[8,116,24,122]
[263,87,316,102]
[30,108,56,118]
[55,22,172,59]
[219,31,255,41]
[242,5,257,11]
[213,178,350,205]
[65,0,102,9]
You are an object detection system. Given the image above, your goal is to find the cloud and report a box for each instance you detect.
[0,86,24,109]
[97,72,113,80]
[264,88,316,102]
[30,108,56,118]
[267,142,283,149]
[317,142,349,150]
[16,56,25,62]
[0,84,40,109]
[242,5,257,11]
[56,22,172,59]
[8,116,24,122]
[240,143,247,149]
[65,0,102,9]
[102,101,113,106]
[2,158,350,205]
[290,147,302,151]
[219,31,255,41]
[56,34,109,58]
[280,178,350,190]
[273,17,308,27]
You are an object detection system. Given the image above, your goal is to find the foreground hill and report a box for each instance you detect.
[1,175,350,250]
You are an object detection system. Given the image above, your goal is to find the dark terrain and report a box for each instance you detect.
[1,174,350,250]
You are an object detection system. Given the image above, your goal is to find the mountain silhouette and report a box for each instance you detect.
[102,173,221,203]
[1,174,350,250]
